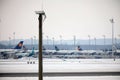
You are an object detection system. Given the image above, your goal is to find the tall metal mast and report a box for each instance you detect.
[110,18,115,61]
[35,11,46,80]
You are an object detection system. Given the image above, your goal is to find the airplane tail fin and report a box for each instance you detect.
[55,46,59,51]
[14,41,24,49]
[42,46,46,50]
[77,46,82,51]
[28,47,35,57]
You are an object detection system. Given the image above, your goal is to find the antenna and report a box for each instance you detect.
[109,18,115,61]
[41,0,44,11]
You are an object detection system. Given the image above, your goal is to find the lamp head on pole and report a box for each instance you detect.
[109,18,114,23]
[102,35,105,37]
[88,35,90,38]
[35,11,45,14]
[35,11,46,21]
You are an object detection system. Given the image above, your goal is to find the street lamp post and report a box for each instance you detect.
[35,11,46,80]
[34,36,36,49]
[9,37,11,49]
[118,34,120,46]
[102,35,106,58]
[73,35,76,50]
[115,37,117,46]
[13,32,15,46]
[88,35,91,50]
[103,35,106,52]
[0,19,1,41]
[52,37,54,47]
[46,36,48,45]
[31,37,33,49]
[94,37,96,50]
[60,35,62,46]
[110,18,115,61]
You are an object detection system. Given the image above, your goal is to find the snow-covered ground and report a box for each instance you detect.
[0,59,120,80]
[0,59,120,73]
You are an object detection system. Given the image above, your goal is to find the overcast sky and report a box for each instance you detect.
[0,0,120,41]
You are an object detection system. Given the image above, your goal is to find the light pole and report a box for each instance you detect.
[103,35,106,52]
[88,35,91,50]
[115,37,117,46]
[0,19,1,41]
[52,37,54,47]
[31,37,33,49]
[94,37,96,50]
[73,35,76,50]
[60,35,62,46]
[9,37,11,49]
[34,36,36,48]
[35,11,46,80]
[13,32,15,46]
[109,18,115,60]
[118,34,120,46]
[46,36,48,45]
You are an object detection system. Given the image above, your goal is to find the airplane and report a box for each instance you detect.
[0,41,37,59]
[0,41,24,51]
[0,41,25,59]
[14,47,36,59]
[42,45,107,59]
[42,45,84,56]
